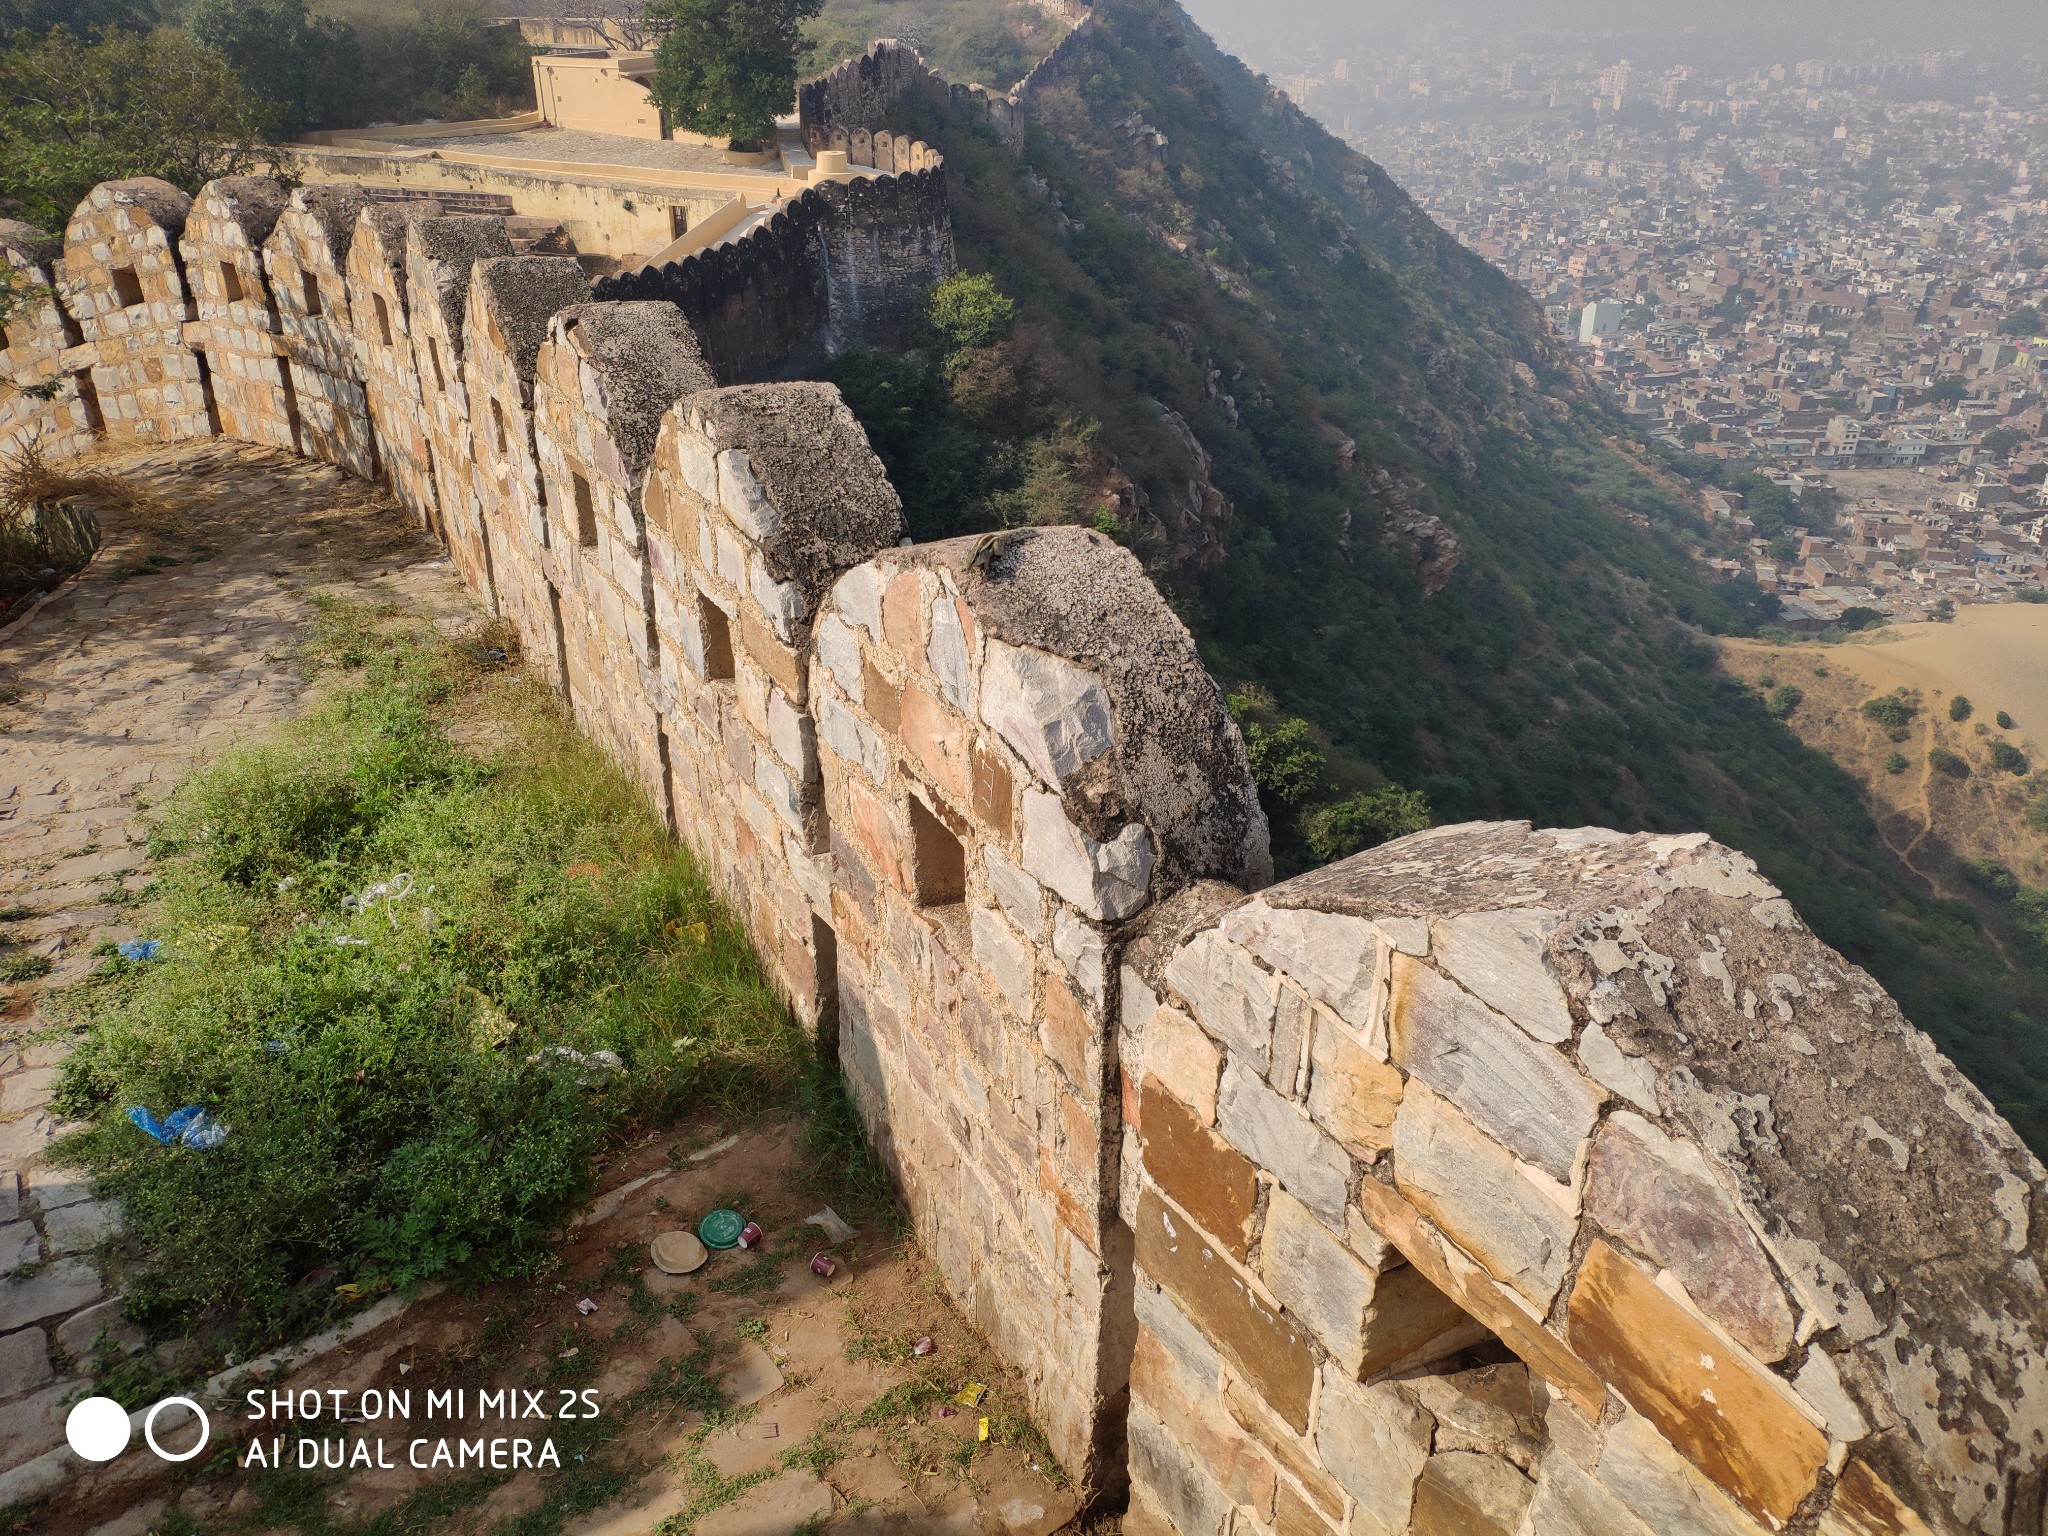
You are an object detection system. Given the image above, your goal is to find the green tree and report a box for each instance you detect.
[1239,716,1326,807]
[1302,785,1433,863]
[1766,684,1803,718]
[926,272,1016,354]
[1998,711,2016,730]
[2001,305,2044,337]
[1951,695,1974,722]
[647,0,822,147]
[0,27,274,231]
[189,0,363,135]
[1884,751,1908,774]
[1930,747,1970,779]
[1982,427,2026,460]
[1678,422,1711,445]
[1838,606,1886,632]
[0,0,157,30]
[1993,740,2030,776]
[1929,377,1968,406]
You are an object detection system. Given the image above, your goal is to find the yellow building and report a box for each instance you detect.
[531,52,665,141]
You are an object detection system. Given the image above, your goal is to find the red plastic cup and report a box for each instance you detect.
[811,1252,837,1277]
[737,1221,763,1249]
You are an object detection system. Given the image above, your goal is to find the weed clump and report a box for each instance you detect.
[52,603,802,1360]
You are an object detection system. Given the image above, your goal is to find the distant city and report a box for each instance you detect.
[1217,20,2048,626]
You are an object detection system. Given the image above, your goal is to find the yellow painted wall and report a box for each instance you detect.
[533,54,664,140]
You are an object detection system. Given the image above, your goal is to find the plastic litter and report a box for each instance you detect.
[736,1221,763,1249]
[688,1133,738,1162]
[954,1382,986,1408]
[575,1296,598,1316]
[977,1417,989,1443]
[116,938,162,962]
[913,1336,934,1356]
[698,1208,746,1250]
[938,1406,956,1419]
[128,1105,228,1148]
[485,647,508,664]
[331,935,370,947]
[809,1253,837,1278]
[528,1045,622,1084]
[805,1206,858,1245]
[652,1230,708,1274]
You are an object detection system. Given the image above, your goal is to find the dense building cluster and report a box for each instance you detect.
[1220,23,2047,622]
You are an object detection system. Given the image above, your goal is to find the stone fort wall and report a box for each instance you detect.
[7,162,2047,1535]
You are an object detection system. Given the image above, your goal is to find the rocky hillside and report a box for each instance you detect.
[840,0,2048,1147]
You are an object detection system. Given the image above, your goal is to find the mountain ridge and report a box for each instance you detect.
[844,0,2048,1146]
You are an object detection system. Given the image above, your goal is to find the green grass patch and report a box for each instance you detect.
[49,601,805,1363]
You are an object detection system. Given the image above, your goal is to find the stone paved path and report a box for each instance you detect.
[0,442,465,1476]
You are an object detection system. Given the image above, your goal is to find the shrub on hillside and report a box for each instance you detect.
[1999,711,2017,730]
[1302,785,1432,863]
[1766,684,1803,718]
[1863,692,1918,740]
[1951,695,1974,723]
[1994,739,2030,776]
[1884,752,1908,774]
[1930,747,1971,779]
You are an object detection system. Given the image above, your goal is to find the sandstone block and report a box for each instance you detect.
[1585,1113,1794,1362]
[971,907,1034,1016]
[1569,1240,1827,1528]
[1392,1085,1575,1307]
[1020,790,1154,921]
[979,639,1113,788]
[1430,907,1573,1043]
[983,846,1045,936]
[1041,978,1094,1091]
[926,591,971,711]
[1270,982,1310,1095]
[1272,1480,1339,1536]
[0,1259,102,1332]
[0,1377,82,1467]
[818,692,886,785]
[44,1199,122,1256]
[1134,1185,1316,1430]
[55,1297,147,1362]
[970,740,1013,836]
[1221,1374,1349,1520]
[814,611,862,699]
[1306,1011,1403,1156]
[1128,1405,1232,1536]
[1217,1062,1350,1226]
[1144,1006,1223,1126]
[1163,929,1277,1071]
[1260,1187,1380,1374]
[1389,953,1601,1182]
[902,681,970,802]
[0,1225,34,1277]
[0,1328,50,1399]
[1051,906,1106,1007]
[1411,1451,1535,1536]
[1577,1022,1660,1114]
[1594,1411,1775,1536]
[1524,1452,1659,1536]
[1314,1367,1433,1535]
[1140,1077,1260,1259]
[1133,1278,1223,1391]
[882,569,924,661]
[1222,901,1389,1036]
[1817,1460,1938,1536]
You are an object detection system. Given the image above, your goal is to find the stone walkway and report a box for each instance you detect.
[0,443,461,1476]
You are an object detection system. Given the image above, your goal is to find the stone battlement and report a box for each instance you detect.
[5,158,2044,1534]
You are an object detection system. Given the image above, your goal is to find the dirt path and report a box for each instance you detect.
[0,445,1081,1535]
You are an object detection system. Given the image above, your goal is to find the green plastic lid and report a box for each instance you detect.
[698,1208,746,1250]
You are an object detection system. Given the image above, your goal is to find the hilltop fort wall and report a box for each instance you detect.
[8,156,2047,1535]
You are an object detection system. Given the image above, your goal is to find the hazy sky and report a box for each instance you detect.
[1179,0,2046,64]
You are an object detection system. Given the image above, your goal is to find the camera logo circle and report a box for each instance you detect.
[66,1396,211,1463]
[65,1397,130,1462]
[145,1397,210,1462]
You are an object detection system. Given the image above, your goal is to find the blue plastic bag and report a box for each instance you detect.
[126,1104,228,1149]
[117,938,162,962]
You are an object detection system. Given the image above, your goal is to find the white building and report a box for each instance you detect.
[1579,300,1625,343]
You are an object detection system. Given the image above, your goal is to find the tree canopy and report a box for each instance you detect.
[187,0,362,137]
[0,26,273,231]
[647,0,821,147]
[0,0,159,33]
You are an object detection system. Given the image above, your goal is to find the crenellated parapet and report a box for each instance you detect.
[181,176,297,455]
[6,158,2043,1536]
[265,183,378,479]
[0,220,93,461]
[1117,822,2048,1536]
[59,178,211,444]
